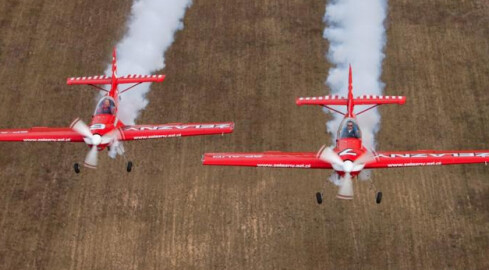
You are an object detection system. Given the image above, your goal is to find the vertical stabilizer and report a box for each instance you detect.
[347,65,354,117]
[112,47,118,79]
[110,47,119,96]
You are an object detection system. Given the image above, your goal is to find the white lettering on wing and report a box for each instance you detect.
[124,123,231,131]
[376,153,489,159]
[212,155,263,159]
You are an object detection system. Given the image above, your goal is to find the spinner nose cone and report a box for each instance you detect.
[91,134,102,146]
[343,160,354,173]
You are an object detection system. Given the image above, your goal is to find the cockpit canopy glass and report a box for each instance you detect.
[94,97,116,116]
[338,118,361,139]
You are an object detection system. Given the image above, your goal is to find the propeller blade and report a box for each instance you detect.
[318,146,344,167]
[116,141,125,155]
[352,150,375,171]
[337,173,354,200]
[70,118,93,139]
[100,129,119,145]
[108,140,125,159]
[84,145,98,169]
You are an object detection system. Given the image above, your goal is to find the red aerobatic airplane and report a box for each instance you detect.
[0,48,234,173]
[203,66,489,204]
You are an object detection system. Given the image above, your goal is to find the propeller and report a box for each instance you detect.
[318,146,375,199]
[70,118,119,169]
[84,145,99,169]
[337,173,353,200]
[108,138,125,159]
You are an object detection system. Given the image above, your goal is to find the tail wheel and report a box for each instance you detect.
[316,192,323,204]
[127,161,133,172]
[376,192,382,204]
[74,163,80,174]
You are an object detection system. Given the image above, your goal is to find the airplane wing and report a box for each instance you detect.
[203,149,489,170]
[120,122,234,141]
[202,151,332,169]
[365,150,489,169]
[0,127,84,142]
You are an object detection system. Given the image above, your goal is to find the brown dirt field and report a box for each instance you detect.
[0,0,488,269]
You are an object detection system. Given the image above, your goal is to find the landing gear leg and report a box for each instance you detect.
[74,163,80,174]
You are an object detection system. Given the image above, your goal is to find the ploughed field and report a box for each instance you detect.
[0,0,488,269]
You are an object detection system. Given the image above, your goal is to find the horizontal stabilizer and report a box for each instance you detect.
[67,74,165,85]
[67,75,111,85]
[296,95,347,106]
[296,95,406,106]
[117,74,166,84]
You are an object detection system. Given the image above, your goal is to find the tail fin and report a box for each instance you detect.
[67,47,165,87]
[296,66,405,116]
[347,65,354,116]
[112,47,118,79]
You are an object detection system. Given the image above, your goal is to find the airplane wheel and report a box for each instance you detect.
[126,161,133,172]
[376,192,382,204]
[316,192,323,204]
[74,163,80,174]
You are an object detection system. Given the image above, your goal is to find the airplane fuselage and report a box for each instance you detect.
[333,116,368,177]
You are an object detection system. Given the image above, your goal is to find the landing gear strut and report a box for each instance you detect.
[126,161,133,172]
[316,192,323,204]
[74,163,80,174]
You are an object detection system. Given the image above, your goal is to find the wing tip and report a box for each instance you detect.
[201,153,211,165]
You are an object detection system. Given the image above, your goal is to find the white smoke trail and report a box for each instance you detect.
[105,0,193,125]
[323,0,387,151]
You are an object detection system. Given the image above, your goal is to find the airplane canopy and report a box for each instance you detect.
[94,97,116,116]
[338,118,361,139]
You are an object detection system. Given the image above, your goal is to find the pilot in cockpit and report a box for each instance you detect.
[97,99,115,115]
[341,120,360,139]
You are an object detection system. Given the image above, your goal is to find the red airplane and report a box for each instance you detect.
[203,66,489,204]
[0,48,234,173]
